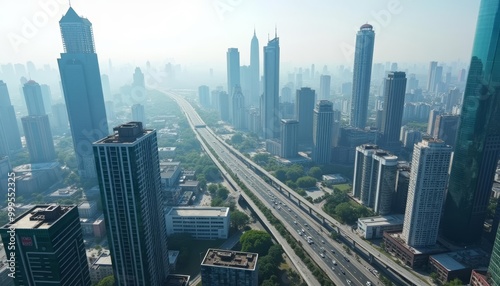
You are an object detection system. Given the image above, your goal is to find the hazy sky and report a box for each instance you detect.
[1,0,480,70]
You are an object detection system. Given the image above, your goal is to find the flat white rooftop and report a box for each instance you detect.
[167,207,229,217]
[358,214,405,227]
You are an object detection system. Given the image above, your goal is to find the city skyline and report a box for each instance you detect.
[1,1,480,70]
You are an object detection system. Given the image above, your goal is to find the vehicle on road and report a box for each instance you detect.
[320,253,325,258]
[331,249,336,254]
[294,220,297,224]
[332,260,337,265]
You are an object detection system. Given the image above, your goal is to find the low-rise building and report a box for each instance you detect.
[165,207,230,240]
[179,181,200,193]
[161,161,181,188]
[470,270,491,286]
[89,253,113,285]
[429,250,490,284]
[322,174,347,184]
[383,231,447,269]
[201,249,258,286]
[49,186,80,199]
[78,201,97,218]
[357,215,404,239]
[166,274,190,286]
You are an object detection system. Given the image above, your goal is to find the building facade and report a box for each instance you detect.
[319,74,331,100]
[21,115,56,163]
[312,100,333,164]
[380,72,407,151]
[58,7,108,179]
[93,122,169,285]
[165,207,230,239]
[0,205,90,285]
[442,0,500,244]
[350,24,375,129]
[295,87,315,148]
[280,119,298,159]
[0,80,22,155]
[131,103,145,124]
[249,30,260,108]
[402,139,451,247]
[262,36,280,140]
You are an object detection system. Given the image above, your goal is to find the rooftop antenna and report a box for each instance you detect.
[69,0,71,7]
[275,25,277,38]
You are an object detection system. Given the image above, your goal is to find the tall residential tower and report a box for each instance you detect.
[262,34,280,140]
[93,122,169,285]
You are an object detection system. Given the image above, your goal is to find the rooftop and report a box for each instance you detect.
[430,253,467,271]
[95,122,152,144]
[359,214,405,227]
[94,253,112,266]
[4,205,73,230]
[202,249,258,270]
[167,207,229,217]
[165,274,190,286]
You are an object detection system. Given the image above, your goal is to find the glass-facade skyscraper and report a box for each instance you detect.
[262,35,280,140]
[58,7,108,179]
[441,0,500,244]
[350,24,375,129]
[250,30,260,107]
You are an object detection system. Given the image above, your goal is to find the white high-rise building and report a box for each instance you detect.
[402,138,452,247]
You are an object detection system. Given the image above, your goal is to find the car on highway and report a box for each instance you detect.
[332,260,337,265]
[321,240,325,244]
[346,279,352,285]
[340,268,345,275]
[294,220,297,224]
[320,253,325,258]
[331,249,336,254]
[344,256,350,262]
[366,282,372,286]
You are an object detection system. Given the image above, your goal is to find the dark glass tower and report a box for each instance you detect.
[350,24,375,129]
[0,205,90,285]
[58,7,108,179]
[380,72,407,151]
[0,80,22,155]
[312,100,333,164]
[262,34,280,140]
[441,0,500,244]
[94,122,169,285]
[295,87,315,148]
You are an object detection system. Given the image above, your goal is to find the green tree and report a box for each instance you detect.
[274,169,287,182]
[335,202,357,224]
[211,197,224,207]
[267,244,283,264]
[203,166,220,182]
[96,275,114,286]
[444,278,463,286]
[296,176,317,188]
[230,210,250,230]
[240,230,273,256]
[430,272,439,284]
[308,167,323,180]
[286,168,303,182]
[231,133,244,145]
[286,180,298,189]
[253,153,270,165]
[216,187,229,200]
[208,184,218,195]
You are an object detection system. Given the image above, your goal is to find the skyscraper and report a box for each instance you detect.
[22,115,56,163]
[51,102,70,135]
[250,30,260,107]
[319,74,331,101]
[21,81,56,163]
[58,7,108,179]
[131,103,145,123]
[23,80,46,116]
[295,87,315,147]
[218,91,230,122]
[353,144,397,215]
[262,34,280,140]
[380,72,407,151]
[40,84,53,114]
[0,80,22,155]
[427,61,438,92]
[312,100,333,164]
[350,24,375,129]
[0,205,90,285]
[198,85,210,108]
[232,85,246,130]
[442,0,500,244]
[133,67,145,88]
[227,48,240,124]
[402,139,451,247]
[94,122,169,285]
[433,114,459,147]
[280,119,298,159]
